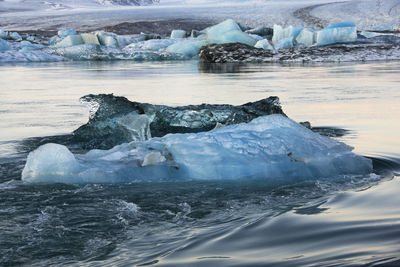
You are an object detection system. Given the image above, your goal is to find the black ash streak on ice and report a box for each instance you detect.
[72,94,284,149]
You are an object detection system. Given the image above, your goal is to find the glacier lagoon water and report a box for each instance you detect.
[0,60,400,266]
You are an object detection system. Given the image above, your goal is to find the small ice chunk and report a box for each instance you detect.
[255,39,274,50]
[22,143,79,183]
[10,32,22,41]
[166,39,207,58]
[58,29,77,38]
[0,30,8,40]
[142,152,166,166]
[295,28,316,46]
[171,30,187,39]
[55,34,84,47]
[317,23,357,46]
[206,19,257,46]
[275,37,293,49]
[81,33,100,45]
[272,25,303,45]
[0,38,10,52]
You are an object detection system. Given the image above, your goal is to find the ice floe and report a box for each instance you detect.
[22,115,373,184]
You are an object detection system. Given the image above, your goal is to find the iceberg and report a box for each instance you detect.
[96,31,118,48]
[18,41,45,52]
[0,38,10,52]
[10,32,22,41]
[272,25,303,45]
[255,39,274,50]
[166,39,207,58]
[0,30,8,40]
[317,22,357,46]
[22,115,373,184]
[0,50,66,63]
[126,39,177,51]
[81,33,100,45]
[275,37,294,49]
[72,94,284,149]
[295,28,316,46]
[206,19,257,46]
[115,34,146,47]
[170,30,187,39]
[55,34,84,48]
[58,29,77,38]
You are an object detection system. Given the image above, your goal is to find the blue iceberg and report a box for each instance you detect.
[22,115,373,184]
[206,19,257,46]
[0,38,10,52]
[317,22,357,46]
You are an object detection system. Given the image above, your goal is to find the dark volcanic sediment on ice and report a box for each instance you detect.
[198,42,400,63]
[98,19,215,36]
[73,94,284,149]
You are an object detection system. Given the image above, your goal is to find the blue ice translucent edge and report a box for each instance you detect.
[316,26,357,46]
[275,37,294,49]
[326,21,356,29]
[22,115,373,184]
[272,25,303,46]
[166,39,207,58]
[295,28,316,46]
[206,19,257,46]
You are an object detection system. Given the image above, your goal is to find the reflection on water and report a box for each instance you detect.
[0,60,399,158]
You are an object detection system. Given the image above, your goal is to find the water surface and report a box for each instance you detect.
[0,60,399,266]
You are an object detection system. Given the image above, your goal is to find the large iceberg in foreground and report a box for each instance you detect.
[22,115,373,184]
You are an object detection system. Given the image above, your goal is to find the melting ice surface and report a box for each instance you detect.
[22,115,373,184]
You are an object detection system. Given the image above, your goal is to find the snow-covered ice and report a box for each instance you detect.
[22,115,373,184]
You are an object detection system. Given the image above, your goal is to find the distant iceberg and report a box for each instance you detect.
[22,115,373,184]
[1,19,399,63]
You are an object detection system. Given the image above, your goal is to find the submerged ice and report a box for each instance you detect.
[22,115,373,184]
